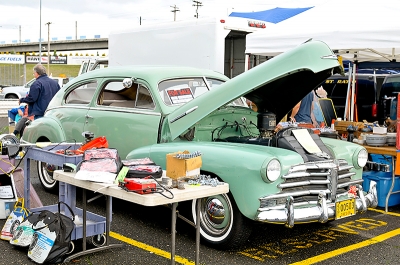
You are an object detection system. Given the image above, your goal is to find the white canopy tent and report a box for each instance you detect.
[246,0,400,62]
[245,0,400,121]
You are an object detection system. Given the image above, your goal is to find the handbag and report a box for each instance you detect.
[1,198,30,241]
[27,201,76,264]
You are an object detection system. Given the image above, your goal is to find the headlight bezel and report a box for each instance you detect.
[261,159,281,183]
[353,148,368,169]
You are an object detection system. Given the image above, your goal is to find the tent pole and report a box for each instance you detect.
[344,63,352,121]
[350,64,357,121]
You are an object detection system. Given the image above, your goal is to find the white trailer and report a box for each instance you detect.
[109,17,267,78]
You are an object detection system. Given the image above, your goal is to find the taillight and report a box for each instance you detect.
[372,103,378,117]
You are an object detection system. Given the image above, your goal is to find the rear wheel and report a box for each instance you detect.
[5,94,18,99]
[192,193,252,250]
[37,161,59,192]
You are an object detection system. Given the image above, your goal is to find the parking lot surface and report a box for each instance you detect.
[0,162,400,265]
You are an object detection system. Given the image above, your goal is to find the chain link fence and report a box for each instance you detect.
[0,64,27,87]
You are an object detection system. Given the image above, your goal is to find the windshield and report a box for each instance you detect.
[158,77,247,107]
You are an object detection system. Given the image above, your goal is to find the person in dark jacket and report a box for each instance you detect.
[19,64,60,120]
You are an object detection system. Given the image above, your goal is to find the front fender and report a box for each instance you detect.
[22,116,66,143]
[321,137,366,178]
[127,141,304,220]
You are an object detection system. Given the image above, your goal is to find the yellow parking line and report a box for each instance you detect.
[110,231,195,265]
[290,228,400,265]
[368,207,400,217]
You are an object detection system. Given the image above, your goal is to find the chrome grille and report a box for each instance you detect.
[277,159,360,204]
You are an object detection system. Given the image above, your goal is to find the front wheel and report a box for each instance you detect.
[192,193,252,250]
[37,161,59,192]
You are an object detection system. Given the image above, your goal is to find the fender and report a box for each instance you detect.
[127,141,304,219]
[22,116,66,143]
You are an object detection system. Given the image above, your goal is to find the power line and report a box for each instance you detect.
[170,5,180,21]
[192,1,202,19]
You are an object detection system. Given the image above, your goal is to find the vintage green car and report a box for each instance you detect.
[22,40,377,249]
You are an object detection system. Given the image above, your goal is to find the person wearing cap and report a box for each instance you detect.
[19,64,60,120]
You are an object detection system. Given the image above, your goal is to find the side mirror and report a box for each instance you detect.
[122,78,132,88]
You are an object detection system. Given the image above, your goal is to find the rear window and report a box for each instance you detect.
[380,76,400,99]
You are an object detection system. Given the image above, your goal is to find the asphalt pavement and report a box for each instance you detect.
[0,161,400,265]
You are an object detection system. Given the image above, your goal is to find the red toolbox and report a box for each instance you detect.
[122,178,157,194]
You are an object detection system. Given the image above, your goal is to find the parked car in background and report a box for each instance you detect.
[22,40,376,250]
[78,57,108,76]
[378,73,400,123]
[321,74,379,122]
[0,77,71,99]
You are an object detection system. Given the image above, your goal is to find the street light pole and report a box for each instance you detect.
[39,0,42,64]
[45,22,52,74]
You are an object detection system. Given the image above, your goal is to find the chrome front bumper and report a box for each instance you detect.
[255,181,378,227]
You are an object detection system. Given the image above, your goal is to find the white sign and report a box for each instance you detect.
[25,56,48,64]
[0,54,25,64]
[0,186,14,199]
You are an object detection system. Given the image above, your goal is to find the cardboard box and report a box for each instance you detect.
[166,151,202,179]
[373,127,387,134]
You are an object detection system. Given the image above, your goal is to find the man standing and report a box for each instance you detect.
[290,90,315,124]
[19,64,60,120]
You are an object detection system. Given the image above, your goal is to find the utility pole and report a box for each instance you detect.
[45,22,52,74]
[170,5,180,21]
[192,1,202,19]
[75,21,77,40]
[19,25,21,43]
[39,0,42,64]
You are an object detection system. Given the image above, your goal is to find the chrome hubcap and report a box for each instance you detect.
[205,198,225,225]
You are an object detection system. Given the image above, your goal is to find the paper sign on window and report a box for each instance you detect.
[167,88,194,104]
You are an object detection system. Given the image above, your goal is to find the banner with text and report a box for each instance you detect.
[26,56,48,64]
[0,54,25,64]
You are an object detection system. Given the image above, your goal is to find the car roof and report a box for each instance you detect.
[71,65,229,85]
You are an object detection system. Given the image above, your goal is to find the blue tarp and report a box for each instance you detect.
[229,7,313,24]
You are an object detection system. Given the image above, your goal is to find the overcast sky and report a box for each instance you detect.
[0,0,322,43]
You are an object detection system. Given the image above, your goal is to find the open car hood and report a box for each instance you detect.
[166,40,343,140]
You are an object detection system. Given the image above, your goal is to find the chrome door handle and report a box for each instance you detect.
[85,114,93,119]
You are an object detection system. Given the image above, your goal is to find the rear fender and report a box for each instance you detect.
[22,117,66,143]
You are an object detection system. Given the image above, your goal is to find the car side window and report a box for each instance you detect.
[97,81,154,109]
[136,85,155,109]
[65,80,97,105]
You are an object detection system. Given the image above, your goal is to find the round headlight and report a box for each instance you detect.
[266,159,281,182]
[357,149,368,168]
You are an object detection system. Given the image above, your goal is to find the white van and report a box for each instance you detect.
[78,57,108,76]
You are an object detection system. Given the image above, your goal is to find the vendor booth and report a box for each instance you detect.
[244,0,400,211]
[245,0,400,122]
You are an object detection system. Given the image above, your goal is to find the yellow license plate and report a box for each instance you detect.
[335,198,356,219]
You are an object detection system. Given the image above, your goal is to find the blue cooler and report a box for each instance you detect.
[362,171,400,207]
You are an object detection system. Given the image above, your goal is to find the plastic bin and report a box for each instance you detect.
[362,171,400,207]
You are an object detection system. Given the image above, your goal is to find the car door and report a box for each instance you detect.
[83,79,161,158]
[60,79,99,143]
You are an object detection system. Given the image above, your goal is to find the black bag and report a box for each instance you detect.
[126,165,163,179]
[27,201,76,264]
